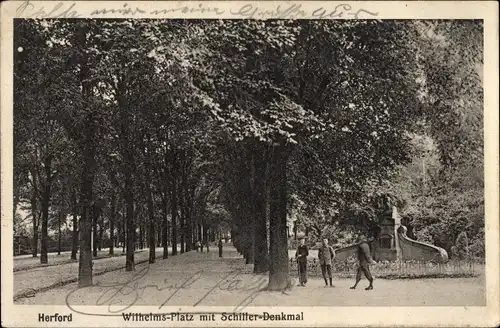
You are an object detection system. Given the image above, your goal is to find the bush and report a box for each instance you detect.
[455,231,470,260]
[289,256,479,279]
[414,227,434,244]
[468,228,484,260]
[468,238,485,260]
[289,236,321,250]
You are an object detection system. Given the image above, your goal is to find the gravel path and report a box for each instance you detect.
[14,247,168,299]
[14,248,128,272]
[15,245,485,307]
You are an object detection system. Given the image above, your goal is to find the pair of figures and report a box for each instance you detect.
[295,238,335,287]
[195,241,210,252]
[294,236,376,290]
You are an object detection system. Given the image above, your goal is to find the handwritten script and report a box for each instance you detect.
[15,1,378,19]
[65,264,268,316]
[16,0,80,18]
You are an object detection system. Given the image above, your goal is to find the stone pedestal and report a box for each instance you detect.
[392,206,402,262]
[374,211,397,261]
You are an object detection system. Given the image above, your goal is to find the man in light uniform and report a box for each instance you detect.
[318,238,335,287]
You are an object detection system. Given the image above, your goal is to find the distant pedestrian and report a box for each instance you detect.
[206,242,210,252]
[196,241,201,252]
[295,238,309,287]
[318,238,335,287]
[350,234,376,290]
[218,239,223,257]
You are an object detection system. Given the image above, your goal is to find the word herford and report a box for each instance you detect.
[38,313,72,322]
[263,312,304,321]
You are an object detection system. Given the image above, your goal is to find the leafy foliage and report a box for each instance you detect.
[13,19,484,286]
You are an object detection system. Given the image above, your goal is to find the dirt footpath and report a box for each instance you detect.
[15,245,485,307]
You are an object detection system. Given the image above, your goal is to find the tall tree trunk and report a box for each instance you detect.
[99,214,104,251]
[115,76,136,271]
[73,22,95,287]
[186,203,192,252]
[234,229,241,254]
[162,197,169,259]
[180,202,185,253]
[197,222,202,244]
[193,223,197,247]
[92,205,98,257]
[171,151,178,256]
[179,154,185,254]
[180,219,185,253]
[192,224,196,249]
[122,217,126,254]
[125,173,135,271]
[187,221,192,251]
[147,190,156,263]
[58,211,62,255]
[144,147,156,263]
[253,149,269,273]
[109,190,116,256]
[40,155,52,264]
[32,215,39,257]
[31,188,38,257]
[71,189,78,260]
[121,204,126,254]
[241,153,254,265]
[180,152,191,253]
[266,175,271,252]
[187,160,194,249]
[203,222,208,245]
[142,221,145,249]
[243,224,254,264]
[139,220,144,250]
[180,205,186,254]
[268,147,289,290]
[148,223,156,263]
[157,223,162,247]
[78,128,96,287]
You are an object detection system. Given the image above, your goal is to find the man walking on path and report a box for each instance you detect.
[218,239,223,257]
[350,234,377,290]
[318,238,335,287]
[295,238,309,287]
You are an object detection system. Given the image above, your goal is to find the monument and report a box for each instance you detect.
[335,206,448,263]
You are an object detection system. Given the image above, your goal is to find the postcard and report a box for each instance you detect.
[1,1,498,327]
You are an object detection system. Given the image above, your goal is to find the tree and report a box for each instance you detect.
[14,19,73,264]
[388,21,484,257]
[196,20,423,289]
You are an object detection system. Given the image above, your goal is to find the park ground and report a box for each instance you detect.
[14,245,485,307]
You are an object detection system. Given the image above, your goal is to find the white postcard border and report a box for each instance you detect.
[1,1,498,327]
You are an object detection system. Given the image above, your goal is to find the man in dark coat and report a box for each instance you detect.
[318,238,335,287]
[295,238,309,287]
[350,234,376,290]
[218,239,223,257]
